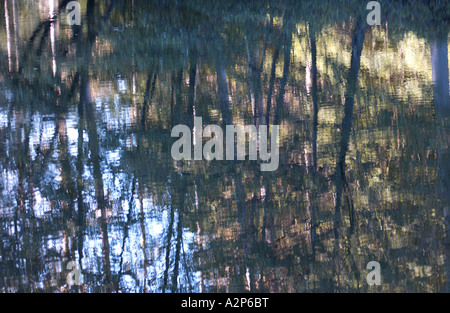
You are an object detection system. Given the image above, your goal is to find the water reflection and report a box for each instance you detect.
[0,0,449,292]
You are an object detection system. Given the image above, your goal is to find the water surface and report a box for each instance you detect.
[0,0,449,292]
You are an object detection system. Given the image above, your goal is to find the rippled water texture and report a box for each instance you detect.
[0,0,449,292]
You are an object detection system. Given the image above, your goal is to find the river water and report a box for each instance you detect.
[0,0,449,292]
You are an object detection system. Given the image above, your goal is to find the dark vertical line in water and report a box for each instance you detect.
[11,0,20,71]
[334,18,367,239]
[163,199,175,293]
[138,179,149,293]
[116,177,136,292]
[170,73,175,130]
[274,16,293,126]
[187,46,198,128]
[175,69,184,124]
[430,37,450,292]
[216,64,232,126]
[171,202,184,292]
[76,105,85,285]
[247,42,264,127]
[82,0,112,290]
[141,73,157,127]
[266,46,280,126]
[309,26,318,171]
